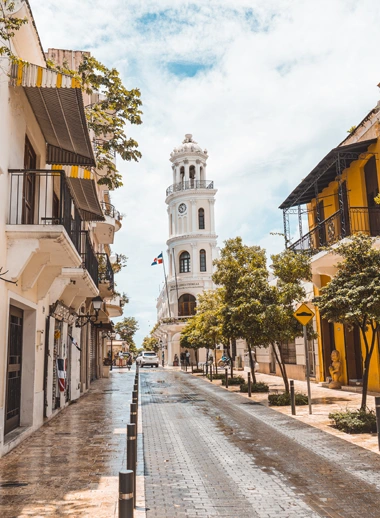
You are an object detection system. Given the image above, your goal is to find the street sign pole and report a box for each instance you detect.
[303,325,312,415]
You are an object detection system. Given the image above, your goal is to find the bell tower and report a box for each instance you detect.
[155,134,218,365]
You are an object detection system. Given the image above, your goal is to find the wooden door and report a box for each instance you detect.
[341,181,350,236]
[364,156,380,235]
[344,325,363,381]
[22,137,37,224]
[5,306,23,435]
[321,319,335,380]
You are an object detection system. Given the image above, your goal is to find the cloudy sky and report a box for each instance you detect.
[32,0,380,345]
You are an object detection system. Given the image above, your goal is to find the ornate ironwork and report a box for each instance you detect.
[166,180,214,197]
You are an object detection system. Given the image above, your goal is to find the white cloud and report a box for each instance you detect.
[30,0,380,345]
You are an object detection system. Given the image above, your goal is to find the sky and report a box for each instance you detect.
[31,0,380,346]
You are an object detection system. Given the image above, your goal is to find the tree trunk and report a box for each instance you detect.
[272,342,289,394]
[195,348,199,369]
[247,341,257,384]
[206,348,209,376]
[359,324,376,411]
[227,341,233,379]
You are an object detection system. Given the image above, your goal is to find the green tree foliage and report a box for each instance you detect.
[268,250,313,393]
[213,237,271,383]
[0,1,28,64]
[114,317,139,350]
[47,55,142,190]
[141,335,159,353]
[314,233,380,410]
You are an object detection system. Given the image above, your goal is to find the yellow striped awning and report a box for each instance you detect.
[11,63,96,167]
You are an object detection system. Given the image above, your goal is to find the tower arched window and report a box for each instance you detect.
[178,294,196,316]
[179,251,191,273]
[200,249,206,272]
[180,166,185,183]
[189,165,195,187]
[198,208,205,229]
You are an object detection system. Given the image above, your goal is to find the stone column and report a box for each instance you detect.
[190,198,197,233]
[184,160,189,182]
[209,198,215,233]
[191,242,198,278]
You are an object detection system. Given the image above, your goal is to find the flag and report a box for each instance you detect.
[57,358,66,392]
[69,334,82,352]
[151,253,163,266]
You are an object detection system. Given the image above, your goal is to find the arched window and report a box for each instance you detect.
[179,251,191,273]
[189,165,195,187]
[178,294,196,316]
[180,166,185,183]
[200,249,206,272]
[198,208,205,229]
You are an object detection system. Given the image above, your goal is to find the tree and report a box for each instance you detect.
[213,237,270,383]
[141,335,159,353]
[267,250,313,393]
[114,317,139,350]
[314,233,380,410]
[47,55,142,190]
[0,1,28,66]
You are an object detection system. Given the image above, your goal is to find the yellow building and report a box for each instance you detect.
[280,104,380,392]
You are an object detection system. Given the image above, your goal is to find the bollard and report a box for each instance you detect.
[119,470,134,517]
[290,380,296,416]
[191,363,193,374]
[210,364,213,382]
[126,424,136,508]
[225,368,228,389]
[132,391,138,405]
[248,372,251,398]
[376,397,380,450]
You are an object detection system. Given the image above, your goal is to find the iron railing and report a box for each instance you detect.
[80,231,98,287]
[289,206,380,253]
[97,252,114,290]
[8,170,99,285]
[101,201,121,221]
[166,180,214,197]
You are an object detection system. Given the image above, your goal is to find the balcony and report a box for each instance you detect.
[97,252,115,298]
[6,170,98,302]
[166,180,214,197]
[92,202,122,244]
[289,207,380,254]
[105,295,123,317]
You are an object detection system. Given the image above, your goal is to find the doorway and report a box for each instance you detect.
[22,136,37,224]
[5,306,23,435]
[321,319,335,380]
[364,156,380,236]
[344,325,363,382]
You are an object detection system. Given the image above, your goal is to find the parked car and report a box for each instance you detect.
[136,351,159,368]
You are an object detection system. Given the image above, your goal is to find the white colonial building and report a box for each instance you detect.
[155,134,218,365]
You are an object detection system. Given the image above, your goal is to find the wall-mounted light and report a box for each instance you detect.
[75,296,104,328]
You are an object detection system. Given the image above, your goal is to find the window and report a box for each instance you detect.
[198,208,205,229]
[189,165,195,187]
[178,294,196,316]
[280,341,296,365]
[180,166,185,182]
[179,251,191,273]
[200,249,206,272]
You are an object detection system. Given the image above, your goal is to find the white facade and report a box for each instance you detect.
[155,135,218,364]
[0,3,123,456]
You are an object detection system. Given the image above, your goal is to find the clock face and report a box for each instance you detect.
[178,203,187,214]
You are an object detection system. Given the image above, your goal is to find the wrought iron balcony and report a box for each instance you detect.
[166,180,214,197]
[97,252,114,290]
[100,201,121,221]
[288,207,380,253]
[80,231,98,287]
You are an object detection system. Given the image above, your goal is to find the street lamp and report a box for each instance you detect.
[75,296,104,327]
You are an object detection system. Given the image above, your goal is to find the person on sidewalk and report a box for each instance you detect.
[185,350,190,366]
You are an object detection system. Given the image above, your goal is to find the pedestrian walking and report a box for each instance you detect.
[185,350,190,366]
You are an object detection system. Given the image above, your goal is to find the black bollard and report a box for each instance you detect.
[375,396,380,450]
[126,424,136,508]
[290,380,296,416]
[225,368,228,389]
[132,390,138,405]
[202,363,205,376]
[248,372,251,398]
[119,470,134,517]
[191,363,193,374]
[210,364,213,382]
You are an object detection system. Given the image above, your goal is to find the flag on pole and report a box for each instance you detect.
[151,253,163,266]
[57,358,66,392]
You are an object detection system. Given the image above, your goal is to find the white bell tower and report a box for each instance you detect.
[155,134,218,365]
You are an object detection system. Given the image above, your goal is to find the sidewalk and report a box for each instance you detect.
[186,367,380,455]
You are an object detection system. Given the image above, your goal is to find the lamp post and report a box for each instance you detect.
[103,331,116,371]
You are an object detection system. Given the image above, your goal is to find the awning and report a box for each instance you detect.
[11,63,96,167]
[66,178,105,222]
[280,138,377,209]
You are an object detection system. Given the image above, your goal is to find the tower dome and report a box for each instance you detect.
[170,134,208,160]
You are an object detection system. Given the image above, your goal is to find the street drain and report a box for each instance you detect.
[0,482,28,488]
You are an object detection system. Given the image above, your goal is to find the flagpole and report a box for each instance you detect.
[172,251,180,317]
[161,251,172,319]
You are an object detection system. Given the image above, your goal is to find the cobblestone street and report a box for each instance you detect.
[142,369,380,518]
[1,368,380,517]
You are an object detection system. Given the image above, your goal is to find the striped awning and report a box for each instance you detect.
[66,177,105,222]
[11,63,96,167]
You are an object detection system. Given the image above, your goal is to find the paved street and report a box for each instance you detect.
[1,368,380,517]
[142,369,380,518]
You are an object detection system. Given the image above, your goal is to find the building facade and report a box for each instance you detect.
[0,1,124,456]
[154,134,218,364]
[280,100,380,392]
